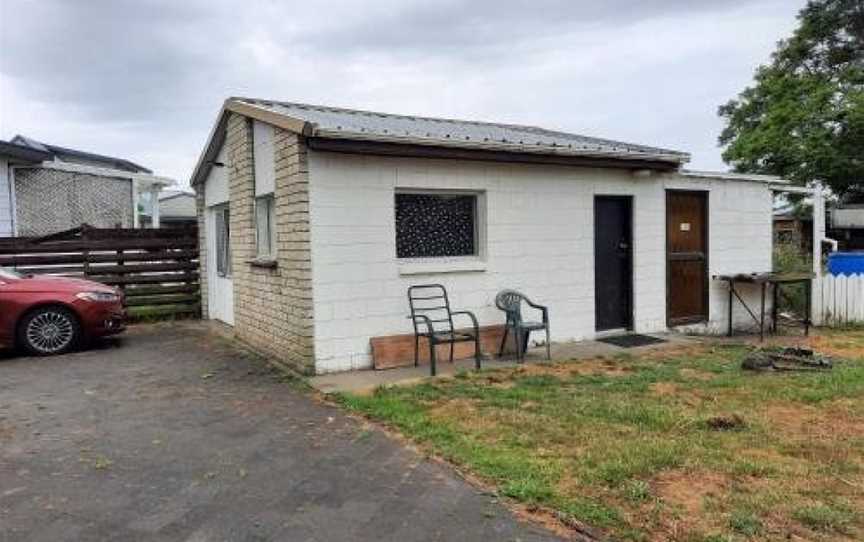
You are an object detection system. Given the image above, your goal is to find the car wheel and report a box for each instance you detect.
[17,306,81,356]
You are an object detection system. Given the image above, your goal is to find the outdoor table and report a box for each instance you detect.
[713,272,814,341]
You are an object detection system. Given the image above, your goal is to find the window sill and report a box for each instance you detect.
[247,258,278,269]
[398,258,487,276]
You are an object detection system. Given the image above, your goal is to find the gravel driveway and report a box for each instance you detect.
[0,322,560,542]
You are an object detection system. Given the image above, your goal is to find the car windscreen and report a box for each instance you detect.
[0,267,23,280]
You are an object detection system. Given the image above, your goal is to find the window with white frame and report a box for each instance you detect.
[252,120,277,261]
[395,191,480,259]
[255,195,276,259]
[214,205,231,277]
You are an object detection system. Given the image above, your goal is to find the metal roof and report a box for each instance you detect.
[11,135,152,174]
[232,98,690,164]
[0,140,52,163]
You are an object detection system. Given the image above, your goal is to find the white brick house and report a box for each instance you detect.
[191,98,783,375]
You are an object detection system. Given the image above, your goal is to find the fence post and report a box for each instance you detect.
[811,184,826,326]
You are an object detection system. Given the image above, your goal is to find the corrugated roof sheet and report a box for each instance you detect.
[233,98,689,163]
[11,135,152,174]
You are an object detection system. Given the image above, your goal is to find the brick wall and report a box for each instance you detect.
[195,189,209,319]
[14,167,133,236]
[307,152,774,373]
[222,113,315,373]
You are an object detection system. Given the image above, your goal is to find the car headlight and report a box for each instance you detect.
[75,291,120,302]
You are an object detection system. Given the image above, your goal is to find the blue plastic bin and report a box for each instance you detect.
[828,252,864,276]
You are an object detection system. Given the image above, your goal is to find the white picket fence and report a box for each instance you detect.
[814,274,864,326]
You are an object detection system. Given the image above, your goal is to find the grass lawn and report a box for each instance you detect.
[338,329,864,541]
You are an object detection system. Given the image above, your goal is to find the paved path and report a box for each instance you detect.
[0,323,560,542]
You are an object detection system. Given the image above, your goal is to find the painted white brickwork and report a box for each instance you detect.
[308,152,773,373]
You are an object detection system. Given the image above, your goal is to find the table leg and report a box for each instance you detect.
[727,281,734,337]
[772,282,779,334]
[760,283,766,342]
[805,279,812,336]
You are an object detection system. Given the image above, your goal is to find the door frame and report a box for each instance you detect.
[206,203,235,326]
[594,195,634,332]
[665,189,709,327]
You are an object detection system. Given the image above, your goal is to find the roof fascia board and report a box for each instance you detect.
[307,137,680,171]
[189,105,229,187]
[225,100,313,136]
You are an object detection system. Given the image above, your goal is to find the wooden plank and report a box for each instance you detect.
[124,284,199,296]
[125,294,200,307]
[0,253,87,266]
[19,266,85,275]
[17,262,198,276]
[95,249,198,263]
[127,304,201,319]
[88,273,199,286]
[0,238,197,254]
[371,325,511,370]
[81,261,198,275]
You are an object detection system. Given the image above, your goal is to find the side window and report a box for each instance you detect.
[252,120,277,261]
[215,205,231,277]
[255,195,276,259]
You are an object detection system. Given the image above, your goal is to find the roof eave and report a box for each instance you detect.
[311,128,690,165]
[680,169,792,185]
[0,141,52,163]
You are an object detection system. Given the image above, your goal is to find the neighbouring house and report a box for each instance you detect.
[140,190,197,228]
[829,190,864,251]
[191,98,784,375]
[0,135,176,237]
[773,209,813,253]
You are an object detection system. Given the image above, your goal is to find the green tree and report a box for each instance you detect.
[719,0,864,197]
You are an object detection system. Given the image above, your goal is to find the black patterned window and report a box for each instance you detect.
[395,193,477,258]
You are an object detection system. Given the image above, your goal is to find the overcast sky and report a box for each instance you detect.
[0,0,804,186]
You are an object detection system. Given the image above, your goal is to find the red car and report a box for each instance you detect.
[0,267,126,355]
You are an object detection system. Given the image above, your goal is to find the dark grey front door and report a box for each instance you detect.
[594,196,633,331]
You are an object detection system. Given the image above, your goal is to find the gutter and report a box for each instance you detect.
[681,170,788,185]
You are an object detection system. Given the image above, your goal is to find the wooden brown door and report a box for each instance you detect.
[667,191,708,325]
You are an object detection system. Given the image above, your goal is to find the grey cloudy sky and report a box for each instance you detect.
[0,0,804,186]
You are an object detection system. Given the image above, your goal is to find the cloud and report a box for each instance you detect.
[0,0,804,184]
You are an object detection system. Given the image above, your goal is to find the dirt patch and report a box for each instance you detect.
[650,470,730,538]
[497,358,636,380]
[650,382,678,396]
[763,402,864,439]
[639,344,710,362]
[807,334,864,360]
[679,368,715,381]
[426,398,506,440]
[568,358,636,377]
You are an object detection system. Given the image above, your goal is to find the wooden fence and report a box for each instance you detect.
[813,274,864,326]
[0,225,200,320]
